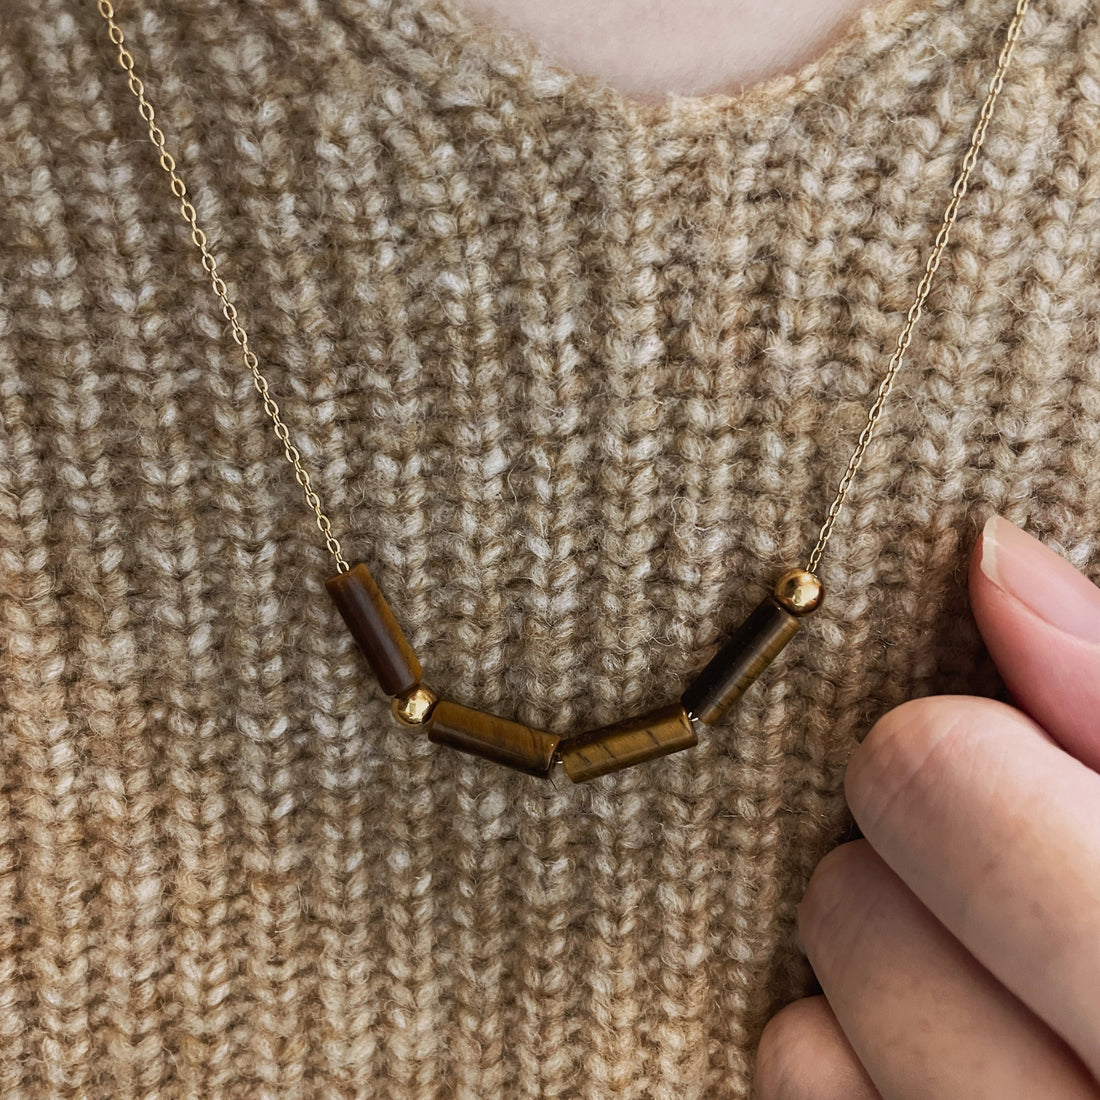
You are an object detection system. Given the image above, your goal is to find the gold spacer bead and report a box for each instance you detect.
[391,684,438,727]
[772,568,824,616]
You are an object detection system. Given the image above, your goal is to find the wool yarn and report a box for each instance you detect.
[1,0,1099,1095]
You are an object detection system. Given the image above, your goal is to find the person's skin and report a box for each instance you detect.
[753,513,1100,1098]
[452,0,881,102]
[451,3,1100,1094]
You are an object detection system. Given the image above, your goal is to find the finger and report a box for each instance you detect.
[797,841,1100,1100]
[755,994,881,1100]
[845,695,1100,1081]
[968,513,1100,773]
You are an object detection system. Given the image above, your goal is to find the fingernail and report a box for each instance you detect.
[978,514,1100,644]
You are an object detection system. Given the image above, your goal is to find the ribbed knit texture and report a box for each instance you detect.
[1,0,1098,1095]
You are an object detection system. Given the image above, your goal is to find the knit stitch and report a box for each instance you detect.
[1,0,1098,1095]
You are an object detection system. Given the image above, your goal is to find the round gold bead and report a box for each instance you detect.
[391,684,438,727]
[772,568,824,616]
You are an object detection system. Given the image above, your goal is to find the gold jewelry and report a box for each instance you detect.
[93,0,1030,781]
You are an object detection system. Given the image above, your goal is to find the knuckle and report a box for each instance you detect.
[843,696,973,841]
[754,998,831,1100]
[797,840,872,963]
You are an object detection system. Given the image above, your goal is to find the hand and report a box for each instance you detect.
[753,514,1100,1099]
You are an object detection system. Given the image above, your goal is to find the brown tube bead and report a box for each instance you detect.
[559,703,698,783]
[325,561,423,697]
[680,595,800,726]
[427,700,561,778]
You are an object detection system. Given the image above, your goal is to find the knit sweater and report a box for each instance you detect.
[1,0,1098,1095]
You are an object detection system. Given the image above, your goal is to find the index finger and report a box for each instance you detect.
[845,694,1100,1082]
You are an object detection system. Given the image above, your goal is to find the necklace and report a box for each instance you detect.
[94,0,1030,783]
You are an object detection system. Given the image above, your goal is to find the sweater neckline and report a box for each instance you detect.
[375,0,1010,138]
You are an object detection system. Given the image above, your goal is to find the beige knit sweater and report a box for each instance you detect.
[1,0,1098,1095]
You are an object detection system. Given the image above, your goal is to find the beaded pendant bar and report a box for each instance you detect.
[325,561,823,783]
[92,0,1030,784]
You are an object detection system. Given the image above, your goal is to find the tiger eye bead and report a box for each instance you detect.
[427,700,561,777]
[558,703,698,783]
[392,684,438,727]
[681,593,802,726]
[325,560,423,697]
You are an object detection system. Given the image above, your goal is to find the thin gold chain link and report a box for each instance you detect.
[94,0,1028,584]
[805,0,1031,575]
[94,0,350,573]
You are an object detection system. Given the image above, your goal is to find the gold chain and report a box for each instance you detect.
[94,0,349,572]
[95,0,1029,582]
[805,0,1031,574]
